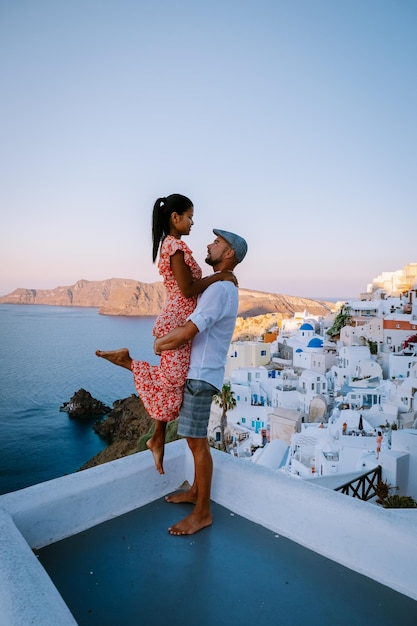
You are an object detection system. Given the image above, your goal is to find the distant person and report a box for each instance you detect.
[156,229,247,535]
[376,431,383,459]
[96,194,237,474]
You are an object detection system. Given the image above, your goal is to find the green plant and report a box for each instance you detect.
[136,419,179,451]
[326,305,352,339]
[137,431,152,451]
[375,479,391,504]
[213,382,236,452]
[375,479,417,508]
[383,494,417,508]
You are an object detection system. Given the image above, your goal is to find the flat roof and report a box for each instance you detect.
[37,497,417,626]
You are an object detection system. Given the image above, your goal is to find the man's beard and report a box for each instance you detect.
[205,255,216,267]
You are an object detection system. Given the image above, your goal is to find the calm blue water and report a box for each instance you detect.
[0,305,158,495]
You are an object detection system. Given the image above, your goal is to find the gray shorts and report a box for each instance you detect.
[177,379,219,439]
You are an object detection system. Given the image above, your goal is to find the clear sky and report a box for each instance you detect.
[1,0,416,299]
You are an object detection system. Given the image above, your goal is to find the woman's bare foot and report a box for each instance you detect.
[147,421,167,474]
[95,348,132,369]
[168,510,212,536]
[146,438,165,474]
[165,488,197,504]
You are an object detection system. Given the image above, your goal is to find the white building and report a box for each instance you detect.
[298,369,328,415]
[388,352,417,381]
[331,345,373,390]
[367,263,417,297]
[383,313,417,354]
[225,340,270,379]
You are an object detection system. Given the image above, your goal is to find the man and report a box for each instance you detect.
[154,229,247,535]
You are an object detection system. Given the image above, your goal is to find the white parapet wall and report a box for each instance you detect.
[211,450,417,602]
[0,442,190,626]
[0,440,416,625]
[0,508,76,626]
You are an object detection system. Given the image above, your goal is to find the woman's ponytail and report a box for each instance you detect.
[151,194,193,262]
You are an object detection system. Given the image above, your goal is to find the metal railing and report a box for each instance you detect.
[335,466,382,501]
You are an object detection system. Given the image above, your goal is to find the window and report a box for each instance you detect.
[261,350,266,356]
[242,417,246,424]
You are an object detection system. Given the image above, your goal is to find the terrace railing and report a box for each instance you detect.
[335,466,382,501]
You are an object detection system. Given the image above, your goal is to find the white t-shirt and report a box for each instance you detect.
[187,281,238,390]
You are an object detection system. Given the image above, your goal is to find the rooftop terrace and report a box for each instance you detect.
[1,440,416,625]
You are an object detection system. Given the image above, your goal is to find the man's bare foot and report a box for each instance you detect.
[146,438,165,474]
[168,510,212,536]
[165,488,197,504]
[95,348,132,369]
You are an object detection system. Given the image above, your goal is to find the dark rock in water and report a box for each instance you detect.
[80,395,154,469]
[79,394,180,470]
[60,388,111,419]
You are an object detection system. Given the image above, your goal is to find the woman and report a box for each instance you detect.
[96,194,236,473]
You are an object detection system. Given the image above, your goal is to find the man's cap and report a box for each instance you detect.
[213,229,248,263]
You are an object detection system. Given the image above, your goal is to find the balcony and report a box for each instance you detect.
[0,440,416,624]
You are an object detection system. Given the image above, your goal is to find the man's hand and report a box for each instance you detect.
[153,321,199,354]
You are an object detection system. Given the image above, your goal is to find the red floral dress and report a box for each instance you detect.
[131,236,202,421]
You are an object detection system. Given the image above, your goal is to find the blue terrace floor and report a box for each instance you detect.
[37,497,417,626]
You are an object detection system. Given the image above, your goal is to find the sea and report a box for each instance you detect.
[0,297,348,496]
[0,305,159,495]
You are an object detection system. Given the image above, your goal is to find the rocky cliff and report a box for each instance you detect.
[78,394,179,470]
[0,278,336,319]
[237,288,334,317]
[0,278,166,315]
